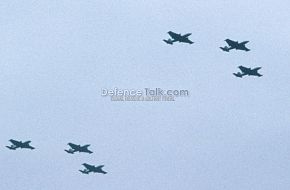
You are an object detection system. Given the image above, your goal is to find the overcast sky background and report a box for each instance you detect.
[1,1,290,189]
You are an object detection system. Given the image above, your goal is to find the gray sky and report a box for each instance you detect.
[1,1,290,189]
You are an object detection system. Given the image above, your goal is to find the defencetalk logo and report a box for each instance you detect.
[101,88,190,102]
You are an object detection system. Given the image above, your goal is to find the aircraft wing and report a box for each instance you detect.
[28,145,35,149]
[168,31,179,40]
[253,67,262,71]
[97,165,105,169]
[240,41,249,45]
[238,46,250,51]
[182,33,192,38]
[9,139,20,146]
[225,39,237,47]
[68,143,78,150]
[238,66,250,73]
[97,165,107,174]
[83,144,90,148]
[183,38,194,44]
[24,141,31,144]
[83,163,95,171]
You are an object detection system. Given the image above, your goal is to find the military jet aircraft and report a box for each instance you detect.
[79,163,107,175]
[220,39,250,52]
[65,143,93,154]
[163,31,194,45]
[233,66,262,78]
[6,139,35,150]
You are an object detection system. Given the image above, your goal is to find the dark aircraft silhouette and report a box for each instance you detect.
[163,31,194,45]
[79,163,107,175]
[65,143,93,154]
[6,139,35,150]
[220,39,250,52]
[233,66,262,78]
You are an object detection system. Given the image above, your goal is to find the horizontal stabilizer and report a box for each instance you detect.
[163,39,173,45]
[220,46,230,52]
[79,170,89,174]
[233,72,244,78]
[6,146,17,150]
[65,149,74,154]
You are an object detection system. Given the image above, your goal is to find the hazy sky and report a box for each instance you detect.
[1,1,290,189]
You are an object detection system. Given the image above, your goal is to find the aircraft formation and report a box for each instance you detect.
[5,30,262,178]
[6,139,107,175]
[163,31,262,78]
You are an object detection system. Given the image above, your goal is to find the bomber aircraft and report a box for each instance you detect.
[6,139,35,150]
[233,66,262,78]
[65,143,93,154]
[79,163,107,174]
[220,39,250,52]
[163,31,194,45]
